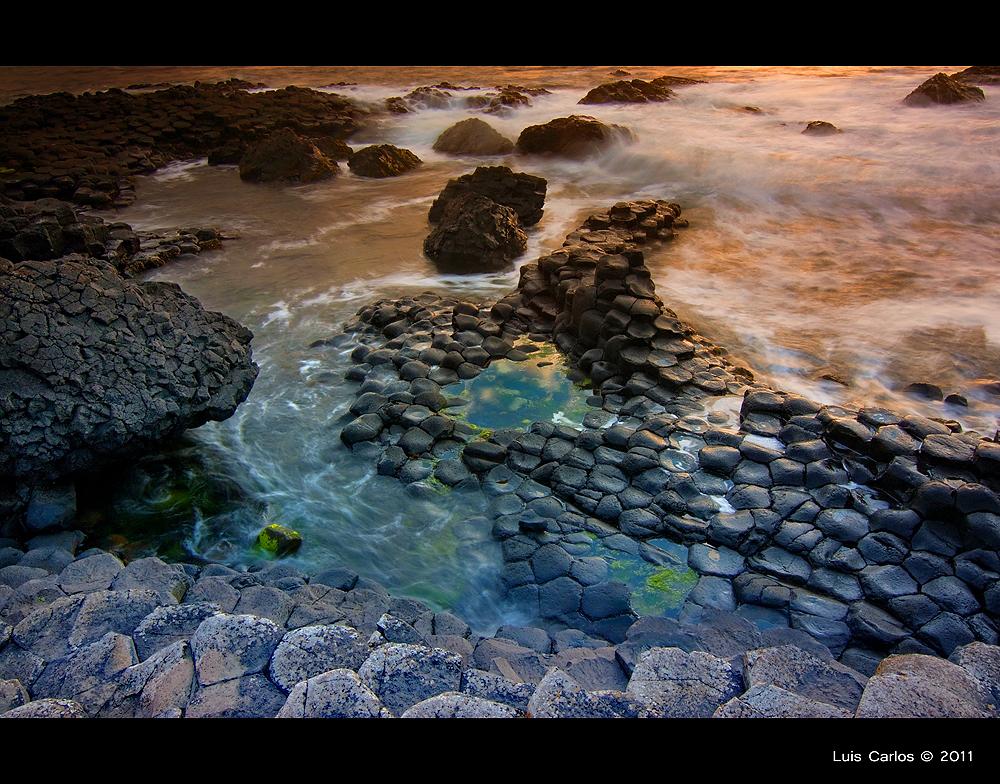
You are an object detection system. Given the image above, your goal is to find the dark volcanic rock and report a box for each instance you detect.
[951,66,1000,86]
[423,194,527,273]
[428,166,547,226]
[516,115,634,159]
[802,121,842,136]
[0,256,258,483]
[347,145,421,178]
[238,128,339,184]
[0,82,362,206]
[432,118,515,156]
[903,73,986,106]
[579,79,676,105]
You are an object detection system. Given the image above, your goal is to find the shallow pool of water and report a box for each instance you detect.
[456,343,595,432]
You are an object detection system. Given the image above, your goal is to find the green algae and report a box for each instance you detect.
[255,523,303,557]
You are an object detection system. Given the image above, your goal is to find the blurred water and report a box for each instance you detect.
[56,64,1000,630]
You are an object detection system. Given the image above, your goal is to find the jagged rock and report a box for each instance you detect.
[186,673,286,718]
[97,640,195,718]
[401,692,519,718]
[527,668,639,718]
[31,631,138,713]
[347,145,421,178]
[276,668,385,718]
[428,166,547,226]
[268,624,369,693]
[238,128,339,183]
[189,613,284,687]
[0,257,258,484]
[423,193,527,273]
[626,646,743,717]
[358,643,463,715]
[112,557,192,604]
[432,118,515,156]
[516,115,634,159]
[132,603,220,661]
[713,684,852,718]
[0,678,29,713]
[855,653,994,717]
[0,698,86,718]
[903,73,986,106]
[741,644,866,711]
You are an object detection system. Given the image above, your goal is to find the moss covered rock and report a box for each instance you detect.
[256,524,303,557]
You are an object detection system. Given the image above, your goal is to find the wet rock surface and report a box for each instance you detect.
[0,198,227,277]
[516,115,635,159]
[0,255,259,489]
[0,81,364,207]
[579,78,677,105]
[903,73,987,107]
[331,196,1000,683]
[238,128,339,184]
[347,145,421,178]
[0,535,997,718]
[423,193,527,273]
[428,166,547,227]
[432,118,515,156]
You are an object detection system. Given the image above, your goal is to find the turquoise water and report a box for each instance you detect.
[456,342,595,432]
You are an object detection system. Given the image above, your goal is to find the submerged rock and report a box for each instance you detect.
[432,118,515,156]
[0,257,258,486]
[516,115,634,159]
[423,193,527,273]
[903,73,986,106]
[802,121,842,136]
[238,128,339,184]
[428,165,547,226]
[347,145,421,178]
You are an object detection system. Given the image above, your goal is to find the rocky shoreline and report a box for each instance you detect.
[2,73,998,718]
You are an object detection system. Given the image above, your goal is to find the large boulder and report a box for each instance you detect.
[903,73,986,106]
[428,166,547,226]
[238,128,339,183]
[423,193,527,273]
[347,145,421,178]
[579,79,675,104]
[516,115,634,159]
[432,118,514,156]
[0,257,258,484]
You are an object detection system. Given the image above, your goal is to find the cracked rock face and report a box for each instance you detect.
[0,256,259,483]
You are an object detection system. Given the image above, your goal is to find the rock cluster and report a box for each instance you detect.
[347,145,422,178]
[2,535,996,718]
[579,78,677,105]
[386,84,549,115]
[424,166,547,272]
[903,73,987,106]
[0,256,258,492]
[432,118,515,156]
[0,82,364,207]
[333,197,1000,672]
[516,115,635,159]
[0,198,225,276]
[238,128,339,184]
